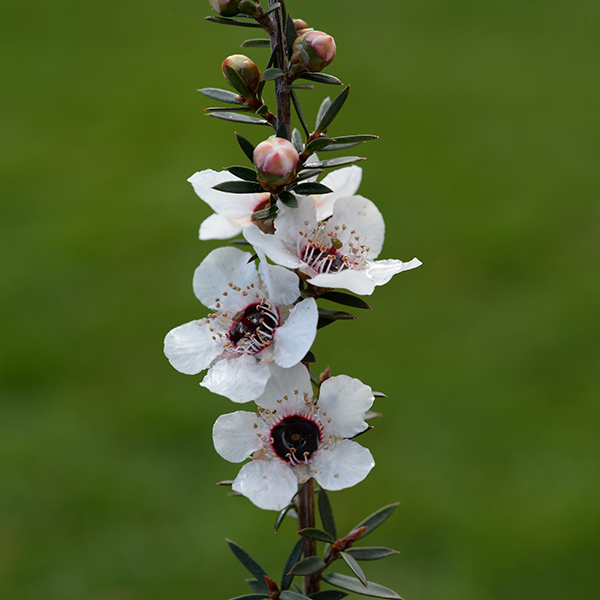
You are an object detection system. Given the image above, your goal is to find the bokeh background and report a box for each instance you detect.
[2,1,599,598]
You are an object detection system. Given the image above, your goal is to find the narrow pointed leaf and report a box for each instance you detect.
[224,65,252,98]
[213,180,264,194]
[276,122,289,140]
[345,547,399,561]
[275,503,297,533]
[209,112,270,126]
[241,38,271,48]
[281,592,313,600]
[294,169,323,182]
[251,205,278,221]
[278,191,298,208]
[318,308,356,322]
[364,410,382,421]
[340,552,367,587]
[298,527,335,543]
[301,349,317,363]
[288,556,326,576]
[286,14,297,60]
[199,87,243,104]
[298,72,344,85]
[281,538,305,590]
[304,156,365,169]
[291,182,333,195]
[304,137,335,154]
[320,291,372,310]
[319,142,363,152]
[255,104,270,117]
[372,391,387,398]
[206,16,263,28]
[321,573,403,599]
[309,592,348,600]
[318,488,337,540]
[236,133,255,164]
[246,579,268,593]
[226,539,269,591]
[263,1,281,16]
[353,503,399,539]
[332,134,379,144]
[205,106,252,113]
[291,90,310,137]
[292,128,304,153]
[217,479,234,486]
[262,67,285,81]
[285,84,314,90]
[229,595,268,600]
[316,86,350,133]
[315,97,331,129]
[225,166,258,181]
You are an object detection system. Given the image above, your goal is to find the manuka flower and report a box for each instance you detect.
[164,247,318,403]
[244,194,422,295]
[213,363,375,511]
[190,165,362,241]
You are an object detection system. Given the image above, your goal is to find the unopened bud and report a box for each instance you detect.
[290,30,336,74]
[293,18,310,34]
[254,137,299,190]
[222,54,261,94]
[209,0,260,16]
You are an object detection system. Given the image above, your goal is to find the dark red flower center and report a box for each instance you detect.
[271,416,321,464]
[228,303,279,353]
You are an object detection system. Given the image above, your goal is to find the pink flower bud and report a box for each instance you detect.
[290,30,336,74]
[254,137,299,190]
[293,18,310,34]
[222,54,261,94]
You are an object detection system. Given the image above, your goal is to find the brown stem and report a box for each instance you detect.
[267,0,291,138]
[296,479,320,595]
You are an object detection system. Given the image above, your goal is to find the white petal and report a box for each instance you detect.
[255,363,313,413]
[316,166,363,220]
[201,353,270,403]
[164,320,221,375]
[312,439,375,491]
[199,213,244,241]
[318,375,374,439]
[274,197,317,250]
[244,224,302,269]
[258,254,301,306]
[188,169,266,219]
[328,196,385,258]
[308,269,376,295]
[232,459,299,511]
[366,257,422,286]
[193,246,261,311]
[272,299,318,368]
[213,411,267,462]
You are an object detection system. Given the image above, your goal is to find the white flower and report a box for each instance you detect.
[164,247,318,403]
[213,363,376,511]
[244,194,422,295]
[190,166,362,241]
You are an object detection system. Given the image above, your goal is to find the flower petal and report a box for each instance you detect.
[258,253,301,306]
[201,353,270,403]
[213,411,267,463]
[232,459,299,511]
[272,298,318,368]
[199,213,245,241]
[366,257,422,286]
[244,224,302,269]
[164,319,221,375]
[193,246,261,311]
[308,269,377,295]
[318,375,374,438]
[255,363,313,413]
[315,166,363,220]
[312,439,375,491]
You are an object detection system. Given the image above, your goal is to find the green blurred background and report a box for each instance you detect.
[1,0,599,598]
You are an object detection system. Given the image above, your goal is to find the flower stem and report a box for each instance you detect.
[297,478,320,595]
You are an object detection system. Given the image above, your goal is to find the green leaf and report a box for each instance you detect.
[319,142,363,152]
[319,291,372,310]
[340,552,367,587]
[263,2,281,17]
[246,579,268,593]
[281,591,313,600]
[304,156,366,170]
[291,182,333,195]
[372,391,387,398]
[298,527,335,543]
[275,503,297,533]
[285,84,315,90]
[205,16,263,28]
[291,90,310,138]
[205,106,252,113]
[209,112,270,125]
[236,132,255,164]
[315,97,331,129]
[241,38,271,48]
[226,539,269,591]
[217,479,234,486]
[364,410,382,421]
[298,72,344,85]
[319,136,379,153]
[278,191,298,208]
[345,547,399,561]
[315,86,350,133]
[228,595,268,600]
[294,169,323,182]
[304,137,335,153]
[224,65,253,98]
[225,166,258,182]
[318,488,336,540]
[276,122,289,140]
[213,180,264,194]
[199,87,243,104]
[291,128,304,153]
[288,555,326,576]
[353,503,399,539]
[286,14,297,60]
[317,309,356,330]
[321,573,403,599]
[262,67,285,81]
[309,592,348,600]
[281,538,304,590]
[255,104,270,117]
[251,205,278,221]
[301,349,317,363]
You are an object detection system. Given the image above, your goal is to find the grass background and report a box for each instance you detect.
[1,0,599,598]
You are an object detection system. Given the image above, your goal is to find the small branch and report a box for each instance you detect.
[296,479,320,595]
[267,0,291,138]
